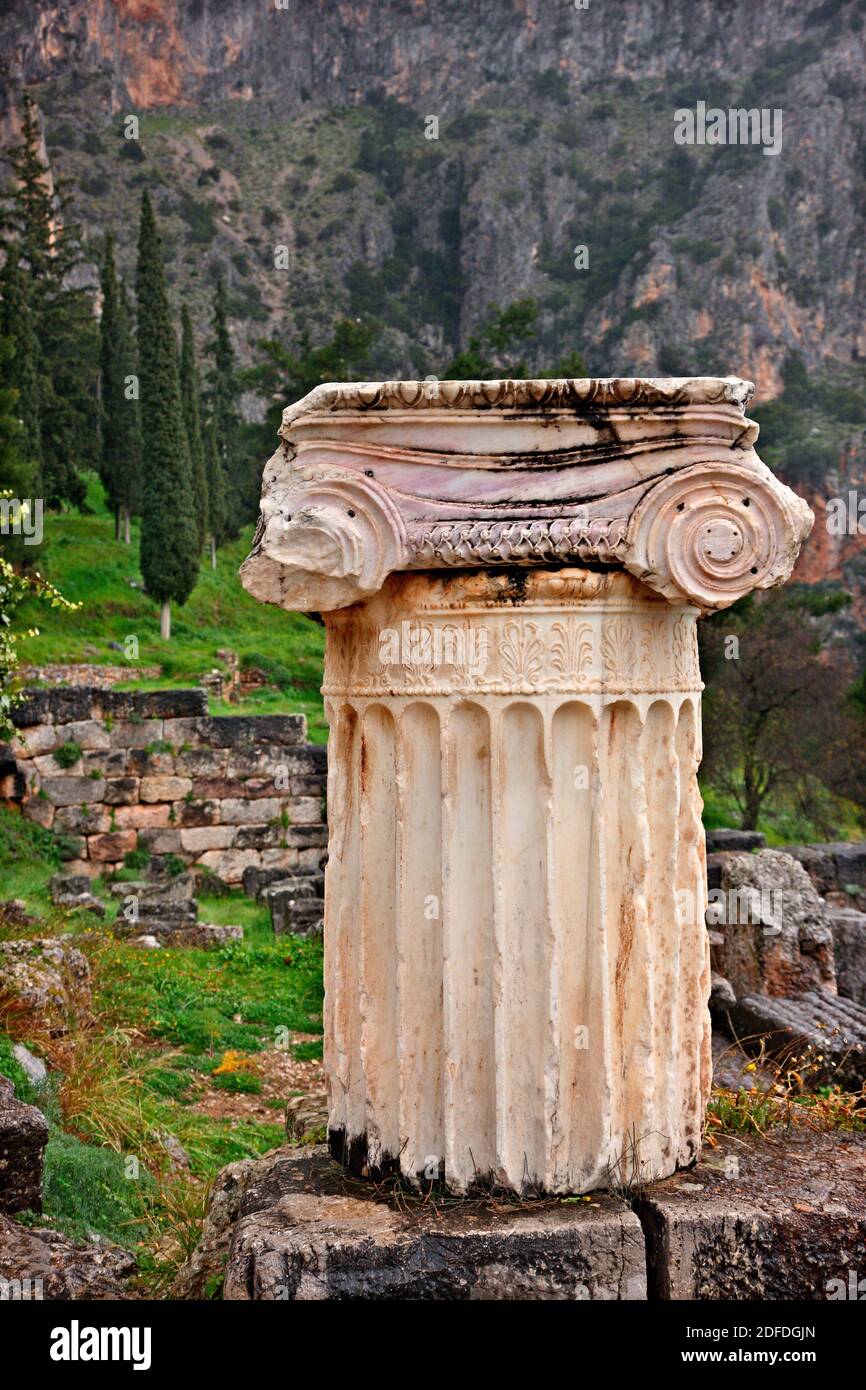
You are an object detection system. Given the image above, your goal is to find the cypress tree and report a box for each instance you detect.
[116,279,142,544]
[99,238,142,543]
[4,91,95,507]
[207,277,243,531]
[99,235,123,535]
[0,245,42,491]
[203,415,226,570]
[179,303,208,554]
[136,190,198,640]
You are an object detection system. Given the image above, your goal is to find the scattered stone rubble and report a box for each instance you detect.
[0,1075,135,1300]
[49,873,104,916]
[0,1075,48,1215]
[708,841,866,1085]
[0,937,91,1017]
[105,866,243,949]
[0,1215,137,1299]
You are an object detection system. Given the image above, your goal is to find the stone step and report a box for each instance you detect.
[730,990,866,1089]
[636,1129,866,1300]
[121,922,243,949]
[267,887,324,938]
[243,863,324,902]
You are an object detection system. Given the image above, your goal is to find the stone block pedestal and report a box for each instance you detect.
[219,1147,646,1301]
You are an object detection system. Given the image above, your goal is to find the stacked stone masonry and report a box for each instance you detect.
[8,688,327,884]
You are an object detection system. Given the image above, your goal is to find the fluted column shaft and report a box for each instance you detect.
[323,567,711,1194]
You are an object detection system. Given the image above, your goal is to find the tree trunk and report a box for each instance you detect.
[160,600,171,640]
[115,507,122,540]
[210,534,217,570]
[123,505,131,545]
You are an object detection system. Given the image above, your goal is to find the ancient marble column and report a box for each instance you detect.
[241,376,812,1195]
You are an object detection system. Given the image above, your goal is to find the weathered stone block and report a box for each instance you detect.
[140,775,192,803]
[176,798,220,827]
[0,938,91,1013]
[242,865,297,900]
[112,718,164,749]
[160,717,202,746]
[87,830,137,862]
[291,775,328,797]
[11,690,55,727]
[267,886,323,937]
[636,1131,866,1300]
[33,753,71,776]
[13,725,58,758]
[94,689,137,720]
[41,776,106,807]
[0,1211,135,1298]
[284,823,328,849]
[104,777,140,805]
[137,828,183,854]
[261,848,301,871]
[830,910,866,1005]
[22,797,54,829]
[0,1077,49,1215]
[113,802,171,829]
[180,826,237,854]
[286,797,324,825]
[233,825,281,850]
[215,1147,646,1301]
[54,805,111,835]
[705,828,766,853]
[133,689,208,719]
[54,719,111,752]
[218,797,280,826]
[82,749,127,776]
[729,991,866,1089]
[197,715,307,749]
[174,747,229,777]
[197,849,261,883]
[707,850,835,999]
[127,749,176,776]
[296,848,326,872]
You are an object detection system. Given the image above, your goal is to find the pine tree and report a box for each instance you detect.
[3,91,96,507]
[99,237,142,543]
[0,245,42,491]
[180,303,208,554]
[136,191,198,640]
[204,416,226,570]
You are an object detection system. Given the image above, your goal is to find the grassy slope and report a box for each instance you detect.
[15,475,327,741]
[0,803,323,1289]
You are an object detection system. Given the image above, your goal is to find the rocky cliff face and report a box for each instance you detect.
[2,0,865,624]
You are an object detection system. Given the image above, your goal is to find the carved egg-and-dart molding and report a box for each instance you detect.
[239,376,813,613]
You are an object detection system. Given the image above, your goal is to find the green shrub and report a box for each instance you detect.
[54,741,82,769]
[41,1128,150,1248]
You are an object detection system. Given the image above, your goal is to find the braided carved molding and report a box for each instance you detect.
[406,517,629,568]
[240,377,813,614]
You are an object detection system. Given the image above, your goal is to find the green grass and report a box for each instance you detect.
[0,803,324,1283]
[16,473,327,742]
[0,805,67,910]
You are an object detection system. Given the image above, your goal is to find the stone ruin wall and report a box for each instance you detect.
[3,687,327,884]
